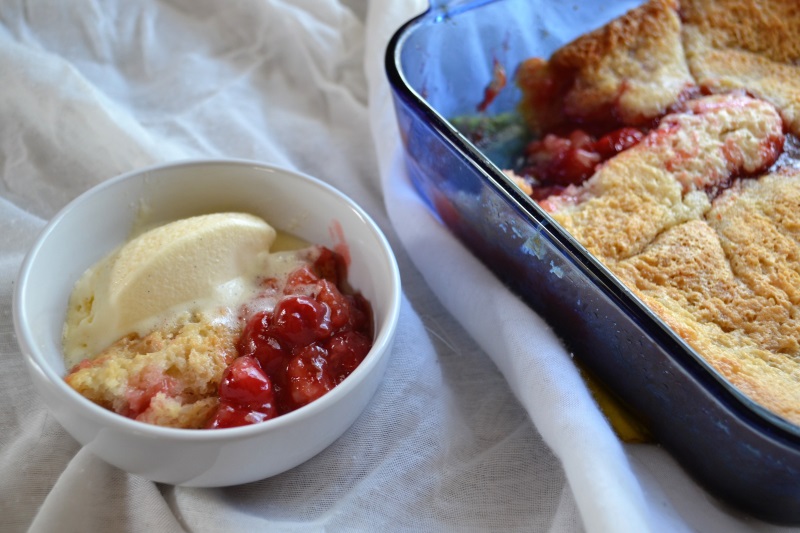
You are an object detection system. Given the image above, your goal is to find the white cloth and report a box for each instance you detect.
[0,1,796,532]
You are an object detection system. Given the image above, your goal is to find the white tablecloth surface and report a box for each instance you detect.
[0,1,797,532]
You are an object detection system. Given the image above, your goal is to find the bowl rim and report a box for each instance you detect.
[13,157,402,441]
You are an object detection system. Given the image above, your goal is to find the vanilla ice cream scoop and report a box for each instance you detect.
[63,212,277,366]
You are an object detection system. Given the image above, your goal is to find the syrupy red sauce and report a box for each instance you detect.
[514,78,796,203]
[205,246,373,429]
[515,67,707,199]
[520,127,646,199]
[477,59,508,113]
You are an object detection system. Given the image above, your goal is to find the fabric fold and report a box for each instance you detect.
[0,1,794,532]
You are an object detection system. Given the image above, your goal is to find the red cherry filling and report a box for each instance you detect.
[284,265,319,292]
[287,345,334,406]
[521,127,645,188]
[326,331,372,384]
[206,356,278,429]
[317,279,351,330]
[207,247,374,429]
[313,246,347,285]
[272,295,332,346]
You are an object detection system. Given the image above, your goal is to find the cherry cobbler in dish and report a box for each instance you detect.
[505,0,800,425]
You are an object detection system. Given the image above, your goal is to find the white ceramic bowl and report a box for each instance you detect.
[13,159,401,487]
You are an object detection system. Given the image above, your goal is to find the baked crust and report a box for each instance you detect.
[547,93,784,261]
[612,170,800,423]
[681,0,800,134]
[517,0,694,134]
[65,311,239,429]
[514,0,800,425]
[679,0,800,64]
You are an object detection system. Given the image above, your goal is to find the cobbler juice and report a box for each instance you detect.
[207,248,373,428]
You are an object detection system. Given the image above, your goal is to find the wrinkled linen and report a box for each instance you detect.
[0,1,795,532]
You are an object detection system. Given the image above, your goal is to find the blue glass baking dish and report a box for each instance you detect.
[386,0,800,524]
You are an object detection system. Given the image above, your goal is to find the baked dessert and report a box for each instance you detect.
[508,0,800,425]
[65,311,239,429]
[63,212,374,430]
